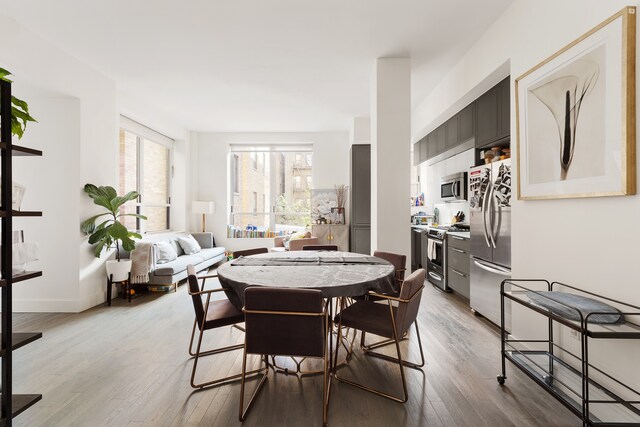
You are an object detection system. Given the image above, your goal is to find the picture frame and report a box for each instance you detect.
[515,7,636,200]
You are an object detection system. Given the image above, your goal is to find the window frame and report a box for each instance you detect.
[228,144,313,233]
[119,117,174,234]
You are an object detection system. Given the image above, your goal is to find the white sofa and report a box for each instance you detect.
[124,232,226,288]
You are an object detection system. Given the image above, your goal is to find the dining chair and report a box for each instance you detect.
[333,268,426,403]
[239,287,332,426]
[359,250,408,350]
[302,244,339,251]
[186,265,266,389]
[233,247,269,258]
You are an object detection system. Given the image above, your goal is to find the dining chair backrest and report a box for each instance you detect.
[394,268,425,337]
[373,250,407,285]
[302,245,339,251]
[233,247,269,258]
[244,287,325,358]
[187,265,206,329]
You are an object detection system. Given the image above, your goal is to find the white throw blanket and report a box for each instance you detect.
[130,242,153,284]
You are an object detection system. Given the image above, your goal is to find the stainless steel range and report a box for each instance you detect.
[425,226,449,291]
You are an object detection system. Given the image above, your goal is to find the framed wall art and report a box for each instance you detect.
[515,7,636,200]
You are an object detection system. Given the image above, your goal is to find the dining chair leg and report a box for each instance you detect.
[333,302,409,403]
[189,320,245,358]
[363,322,425,369]
[239,354,269,421]
[323,309,332,427]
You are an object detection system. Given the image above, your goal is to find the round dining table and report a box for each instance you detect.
[217,250,397,310]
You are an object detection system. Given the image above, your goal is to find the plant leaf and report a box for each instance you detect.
[0,68,13,83]
[80,213,109,233]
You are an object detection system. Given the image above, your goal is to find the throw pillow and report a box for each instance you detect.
[155,241,178,264]
[178,235,202,255]
[290,231,308,240]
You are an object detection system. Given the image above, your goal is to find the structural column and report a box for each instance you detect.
[370,58,411,258]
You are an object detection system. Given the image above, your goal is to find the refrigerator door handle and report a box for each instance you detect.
[482,181,491,248]
[488,183,497,249]
[473,259,511,276]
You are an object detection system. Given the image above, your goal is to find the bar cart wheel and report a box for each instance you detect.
[497,375,506,385]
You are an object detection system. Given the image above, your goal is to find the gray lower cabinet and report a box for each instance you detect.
[350,144,370,254]
[447,235,470,299]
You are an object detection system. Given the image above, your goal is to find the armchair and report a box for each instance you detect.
[271,231,318,252]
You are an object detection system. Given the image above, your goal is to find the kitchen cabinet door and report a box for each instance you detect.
[445,115,459,150]
[476,85,499,147]
[413,141,420,166]
[420,138,428,163]
[427,133,437,159]
[459,103,475,142]
[435,124,446,155]
[499,77,511,139]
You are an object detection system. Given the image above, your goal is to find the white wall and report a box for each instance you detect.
[1,14,190,312]
[371,58,411,258]
[413,0,640,391]
[193,132,349,252]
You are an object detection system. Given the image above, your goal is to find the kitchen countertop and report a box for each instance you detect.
[410,224,430,230]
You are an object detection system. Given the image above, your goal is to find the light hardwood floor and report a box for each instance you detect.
[13,276,578,426]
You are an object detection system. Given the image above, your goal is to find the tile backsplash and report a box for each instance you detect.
[434,201,469,225]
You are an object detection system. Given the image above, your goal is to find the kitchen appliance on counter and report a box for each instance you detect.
[468,158,512,329]
[440,172,467,202]
[423,225,450,291]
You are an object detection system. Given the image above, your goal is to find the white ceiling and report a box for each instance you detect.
[2,0,513,132]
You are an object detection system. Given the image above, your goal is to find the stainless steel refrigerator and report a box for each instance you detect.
[468,158,512,329]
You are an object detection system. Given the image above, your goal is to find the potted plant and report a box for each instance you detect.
[81,184,147,281]
[0,68,37,139]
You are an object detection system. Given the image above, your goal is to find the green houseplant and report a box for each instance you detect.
[81,184,147,280]
[0,68,37,139]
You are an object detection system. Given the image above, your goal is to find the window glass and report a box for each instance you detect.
[118,122,172,233]
[229,146,312,235]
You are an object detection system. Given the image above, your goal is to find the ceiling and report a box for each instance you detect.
[2,0,513,132]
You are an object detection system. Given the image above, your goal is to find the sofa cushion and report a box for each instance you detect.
[155,241,178,264]
[199,247,226,261]
[153,254,206,276]
[178,234,202,255]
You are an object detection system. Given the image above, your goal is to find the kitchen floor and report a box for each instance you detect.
[13,279,578,426]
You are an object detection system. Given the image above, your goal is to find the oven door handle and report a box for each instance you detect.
[482,181,492,248]
[428,271,442,281]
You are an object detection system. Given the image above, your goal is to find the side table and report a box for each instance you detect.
[107,272,132,306]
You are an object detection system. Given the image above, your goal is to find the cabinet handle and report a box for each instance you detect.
[450,235,466,240]
[450,247,466,254]
[451,268,467,278]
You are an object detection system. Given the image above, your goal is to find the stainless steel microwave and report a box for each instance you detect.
[440,172,467,202]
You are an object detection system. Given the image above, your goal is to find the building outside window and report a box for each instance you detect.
[229,145,312,234]
[119,117,173,233]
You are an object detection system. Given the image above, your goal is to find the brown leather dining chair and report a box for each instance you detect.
[333,268,426,403]
[359,250,408,349]
[302,244,339,251]
[233,247,269,258]
[239,287,332,426]
[186,265,266,389]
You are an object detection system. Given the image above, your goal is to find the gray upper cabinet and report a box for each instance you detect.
[476,77,510,148]
[445,115,459,150]
[459,103,475,142]
[435,124,446,155]
[420,137,428,163]
[427,132,437,159]
[413,141,420,166]
[499,77,511,139]
[476,85,500,147]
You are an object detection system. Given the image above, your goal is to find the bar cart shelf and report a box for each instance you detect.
[498,279,640,427]
[0,79,43,426]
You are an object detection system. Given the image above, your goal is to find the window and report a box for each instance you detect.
[306,153,312,167]
[119,117,173,233]
[229,145,312,234]
[306,175,312,190]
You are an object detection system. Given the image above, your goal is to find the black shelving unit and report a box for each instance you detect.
[498,279,640,426]
[0,79,43,425]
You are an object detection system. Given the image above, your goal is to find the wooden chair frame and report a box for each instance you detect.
[239,300,332,426]
[188,273,265,389]
[333,285,425,403]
